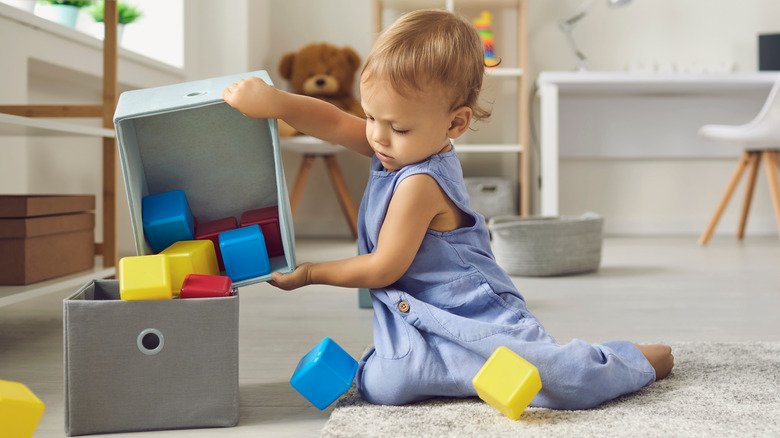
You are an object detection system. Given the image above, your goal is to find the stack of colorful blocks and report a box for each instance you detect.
[121,189,285,300]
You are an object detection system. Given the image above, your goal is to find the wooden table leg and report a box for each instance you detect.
[763,150,780,242]
[737,151,761,239]
[699,151,750,245]
[324,155,359,238]
[290,155,316,216]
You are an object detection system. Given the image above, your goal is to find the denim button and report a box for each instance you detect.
[397,301,410,313]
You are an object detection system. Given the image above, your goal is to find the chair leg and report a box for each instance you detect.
[290,155,316,216]
[699,151,751,245]
[763,150,780,242]
[323,155,359,239]
[737,151,762,239]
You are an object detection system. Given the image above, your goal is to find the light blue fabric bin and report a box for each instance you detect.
[114,70,295,286]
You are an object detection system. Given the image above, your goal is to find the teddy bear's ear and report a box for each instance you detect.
[341,47,362,73]
[278,52,296,80]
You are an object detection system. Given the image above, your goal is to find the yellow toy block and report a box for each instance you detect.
[119,254,172,300]
[0,379,45,438]
[160,240,220,296]
[472,346,542,420]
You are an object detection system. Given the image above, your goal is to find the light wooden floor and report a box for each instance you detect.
[2,236,779,437]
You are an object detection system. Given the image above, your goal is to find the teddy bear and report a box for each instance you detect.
[277,42,365,137]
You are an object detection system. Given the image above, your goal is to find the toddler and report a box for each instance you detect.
[223,9,673,410]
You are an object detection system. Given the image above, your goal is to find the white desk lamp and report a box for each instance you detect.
[558,0,632,71]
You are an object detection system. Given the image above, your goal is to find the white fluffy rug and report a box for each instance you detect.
[321,342,780,437]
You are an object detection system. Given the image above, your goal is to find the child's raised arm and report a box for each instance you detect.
[222,77,372,156]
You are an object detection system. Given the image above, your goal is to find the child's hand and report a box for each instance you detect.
[268,262,313,291]
[222,77,282,119]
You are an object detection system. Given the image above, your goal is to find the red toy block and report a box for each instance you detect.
[240,206,284,257]
[195,216,238,270]
[180,274,234,299]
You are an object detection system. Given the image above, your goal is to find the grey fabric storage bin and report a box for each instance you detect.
[114,70,295,287]
[488,212,603,276]
[63,279,239,436]
[464,177,517,219]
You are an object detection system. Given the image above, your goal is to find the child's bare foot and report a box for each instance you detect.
[635,344,674,380]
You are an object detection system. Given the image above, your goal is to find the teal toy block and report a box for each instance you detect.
[142,190,195,252]
[219,225,271,281]
[290,337,358,410]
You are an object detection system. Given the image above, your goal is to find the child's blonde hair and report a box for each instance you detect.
[362,9,491,122]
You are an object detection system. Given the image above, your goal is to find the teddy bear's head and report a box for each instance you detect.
[278,42,362,99]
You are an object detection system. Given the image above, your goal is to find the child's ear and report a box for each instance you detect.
[447,106,473,139]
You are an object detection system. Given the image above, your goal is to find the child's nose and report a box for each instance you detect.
[371,126,389,145]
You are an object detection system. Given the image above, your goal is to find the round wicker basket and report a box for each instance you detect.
[488,212,604,277]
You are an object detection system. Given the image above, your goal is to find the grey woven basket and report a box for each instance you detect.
[488,212,604,277]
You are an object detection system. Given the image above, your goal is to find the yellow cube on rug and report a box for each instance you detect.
[0,379,45,438]
[119,254,172,300]
[160,240,220,296]
[472,346,542,420]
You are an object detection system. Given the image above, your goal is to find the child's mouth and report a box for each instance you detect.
[375,151,393,162]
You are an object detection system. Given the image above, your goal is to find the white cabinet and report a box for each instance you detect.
[373,0,530,214]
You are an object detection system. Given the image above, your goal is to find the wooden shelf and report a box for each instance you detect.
[455,144,523,153]
[486,67,523,77]
[0,1,119,307]
[0,113,115,138]
[0,256,115,308]
[374,0,530,214]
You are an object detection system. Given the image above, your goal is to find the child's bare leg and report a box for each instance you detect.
[635,344,674,380]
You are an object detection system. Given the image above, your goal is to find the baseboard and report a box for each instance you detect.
[604,216,779,236]
[293,217,778,238]
[292,219,354,238]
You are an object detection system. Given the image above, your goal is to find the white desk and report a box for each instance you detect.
[536,72,779,216]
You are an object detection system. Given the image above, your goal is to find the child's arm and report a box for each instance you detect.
[222,77,373,157]
[270,174,450,290]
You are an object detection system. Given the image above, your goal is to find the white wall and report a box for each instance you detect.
[5,0,779,247]
[251,0,780,237]
[526,0,780,235]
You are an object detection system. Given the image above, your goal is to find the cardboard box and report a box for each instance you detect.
[64,279,239,436]
[114,70,295,287]
[0,195,95,285]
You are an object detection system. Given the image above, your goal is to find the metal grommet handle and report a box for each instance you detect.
[137,328,164,355]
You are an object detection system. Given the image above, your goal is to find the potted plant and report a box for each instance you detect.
[89,2,143,41]
[88,1,142,42]
[35,0,91,27]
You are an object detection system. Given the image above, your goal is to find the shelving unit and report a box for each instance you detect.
[0,1,119,306]
[373,0,530,215]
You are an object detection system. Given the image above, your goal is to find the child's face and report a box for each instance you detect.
[360,77,455,172]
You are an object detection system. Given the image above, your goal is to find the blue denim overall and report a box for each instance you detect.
[355,148,655,410]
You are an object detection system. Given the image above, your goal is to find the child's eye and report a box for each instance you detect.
[392,128,409,135]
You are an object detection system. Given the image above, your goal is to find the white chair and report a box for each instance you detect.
[698,75,780,245]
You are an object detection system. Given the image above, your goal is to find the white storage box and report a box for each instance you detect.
[488,213,603,276]
[114,70,295,287]
[464,177,517,219]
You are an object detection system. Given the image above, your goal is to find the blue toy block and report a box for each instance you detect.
[142,190,195,252]
[290,337,358,410]
[219,225,271,281]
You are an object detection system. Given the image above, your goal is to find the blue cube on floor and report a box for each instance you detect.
[142,190,195,252]
[290,337,358,410]
[219,225,271,281]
